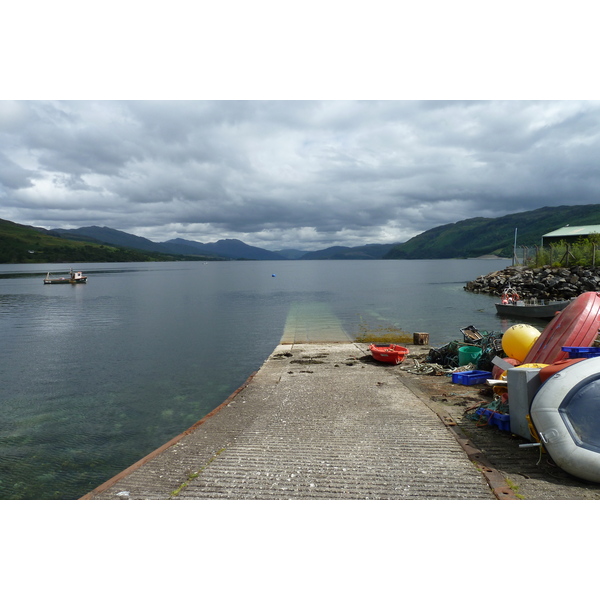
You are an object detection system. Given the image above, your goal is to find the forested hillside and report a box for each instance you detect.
[384,204,600,259]
[0,219,181,263]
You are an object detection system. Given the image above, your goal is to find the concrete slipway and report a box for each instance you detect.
[82,341,512,500]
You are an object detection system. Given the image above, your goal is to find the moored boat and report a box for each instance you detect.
[495,285,570,319]
[369,343,409,365]
[44,269,88,284]
[495,299,571,319]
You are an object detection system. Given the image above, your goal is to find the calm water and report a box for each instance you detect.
[0,259,513,500]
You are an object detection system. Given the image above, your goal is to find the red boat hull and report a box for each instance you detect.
[369,344,409,365]
[525,292,600,364]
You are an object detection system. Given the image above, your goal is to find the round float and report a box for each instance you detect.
[501,324,540,362]
[530,356,600,483]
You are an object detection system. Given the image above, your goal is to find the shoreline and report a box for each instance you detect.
[81,342,600,501]
[82,343,496,500]
[465,264,600,300]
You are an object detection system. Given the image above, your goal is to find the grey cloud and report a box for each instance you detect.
[0,152,35,191]
[1,100,600,251]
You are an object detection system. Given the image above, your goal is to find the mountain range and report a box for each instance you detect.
[2,203,600,264]
[50,225,398,261]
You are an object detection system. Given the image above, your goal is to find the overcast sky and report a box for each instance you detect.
[2,3,600,251]
[1,99,599,251]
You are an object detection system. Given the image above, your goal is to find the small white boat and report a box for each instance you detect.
[44,269,88,284]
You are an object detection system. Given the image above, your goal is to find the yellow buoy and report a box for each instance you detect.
[501,324,541,362]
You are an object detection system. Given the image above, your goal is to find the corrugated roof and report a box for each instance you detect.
[543,225,600,238]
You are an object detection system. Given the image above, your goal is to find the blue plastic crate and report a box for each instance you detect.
[476,408,511,432]
[452,370,493,386]
[561,346,600,358]
[491,412,511,432]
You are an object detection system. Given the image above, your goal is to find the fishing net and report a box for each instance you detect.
[426,328,505,372]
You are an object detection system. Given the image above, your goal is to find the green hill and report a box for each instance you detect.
[0,218,185,263]
[384,204,600,259]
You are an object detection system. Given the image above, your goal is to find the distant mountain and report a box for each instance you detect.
[166,238,286,260]
[302,243,400,260]
[52,227,285,260]
[49,227,398,260]
[384,204,600,260]
[273,249,307,260]
[0,219,168,264]
[53,226,172,254]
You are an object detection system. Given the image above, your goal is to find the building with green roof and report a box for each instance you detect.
[542,225,600,246]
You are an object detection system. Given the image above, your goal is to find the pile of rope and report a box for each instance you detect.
[401,359,453,376]
[424,329,504,372]
[465,397,508,425]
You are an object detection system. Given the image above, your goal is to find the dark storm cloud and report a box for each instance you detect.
[1,100,599,250]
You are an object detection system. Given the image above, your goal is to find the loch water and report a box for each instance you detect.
[0,258,514,500]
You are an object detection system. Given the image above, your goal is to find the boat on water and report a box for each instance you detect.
[495,299,571,319]
[43,269,88,284]
[495,286,570,319]
[369,343,409,365]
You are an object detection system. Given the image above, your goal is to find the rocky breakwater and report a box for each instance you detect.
[465,265,600,300]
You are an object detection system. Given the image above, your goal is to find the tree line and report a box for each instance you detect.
[522,235,600,268]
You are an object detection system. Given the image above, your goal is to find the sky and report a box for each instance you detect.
[2,4,600,252]
[4,1,596,575]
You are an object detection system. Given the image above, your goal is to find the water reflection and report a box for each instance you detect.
[0,259,512,499]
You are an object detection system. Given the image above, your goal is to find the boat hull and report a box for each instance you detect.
[525,292,600,364]
[44,270,87,284]
[495,300,570,319]
[44,278,87,284]
[369,344,409,365]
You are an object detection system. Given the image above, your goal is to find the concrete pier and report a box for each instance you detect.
[83,342,497,500]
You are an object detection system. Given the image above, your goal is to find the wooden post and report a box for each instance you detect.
[413,332,429,345]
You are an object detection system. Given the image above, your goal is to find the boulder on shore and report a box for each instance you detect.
[464,265,600,300]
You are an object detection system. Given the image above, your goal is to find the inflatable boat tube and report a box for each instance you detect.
[530,356,600,483]
[538,359,586,383]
